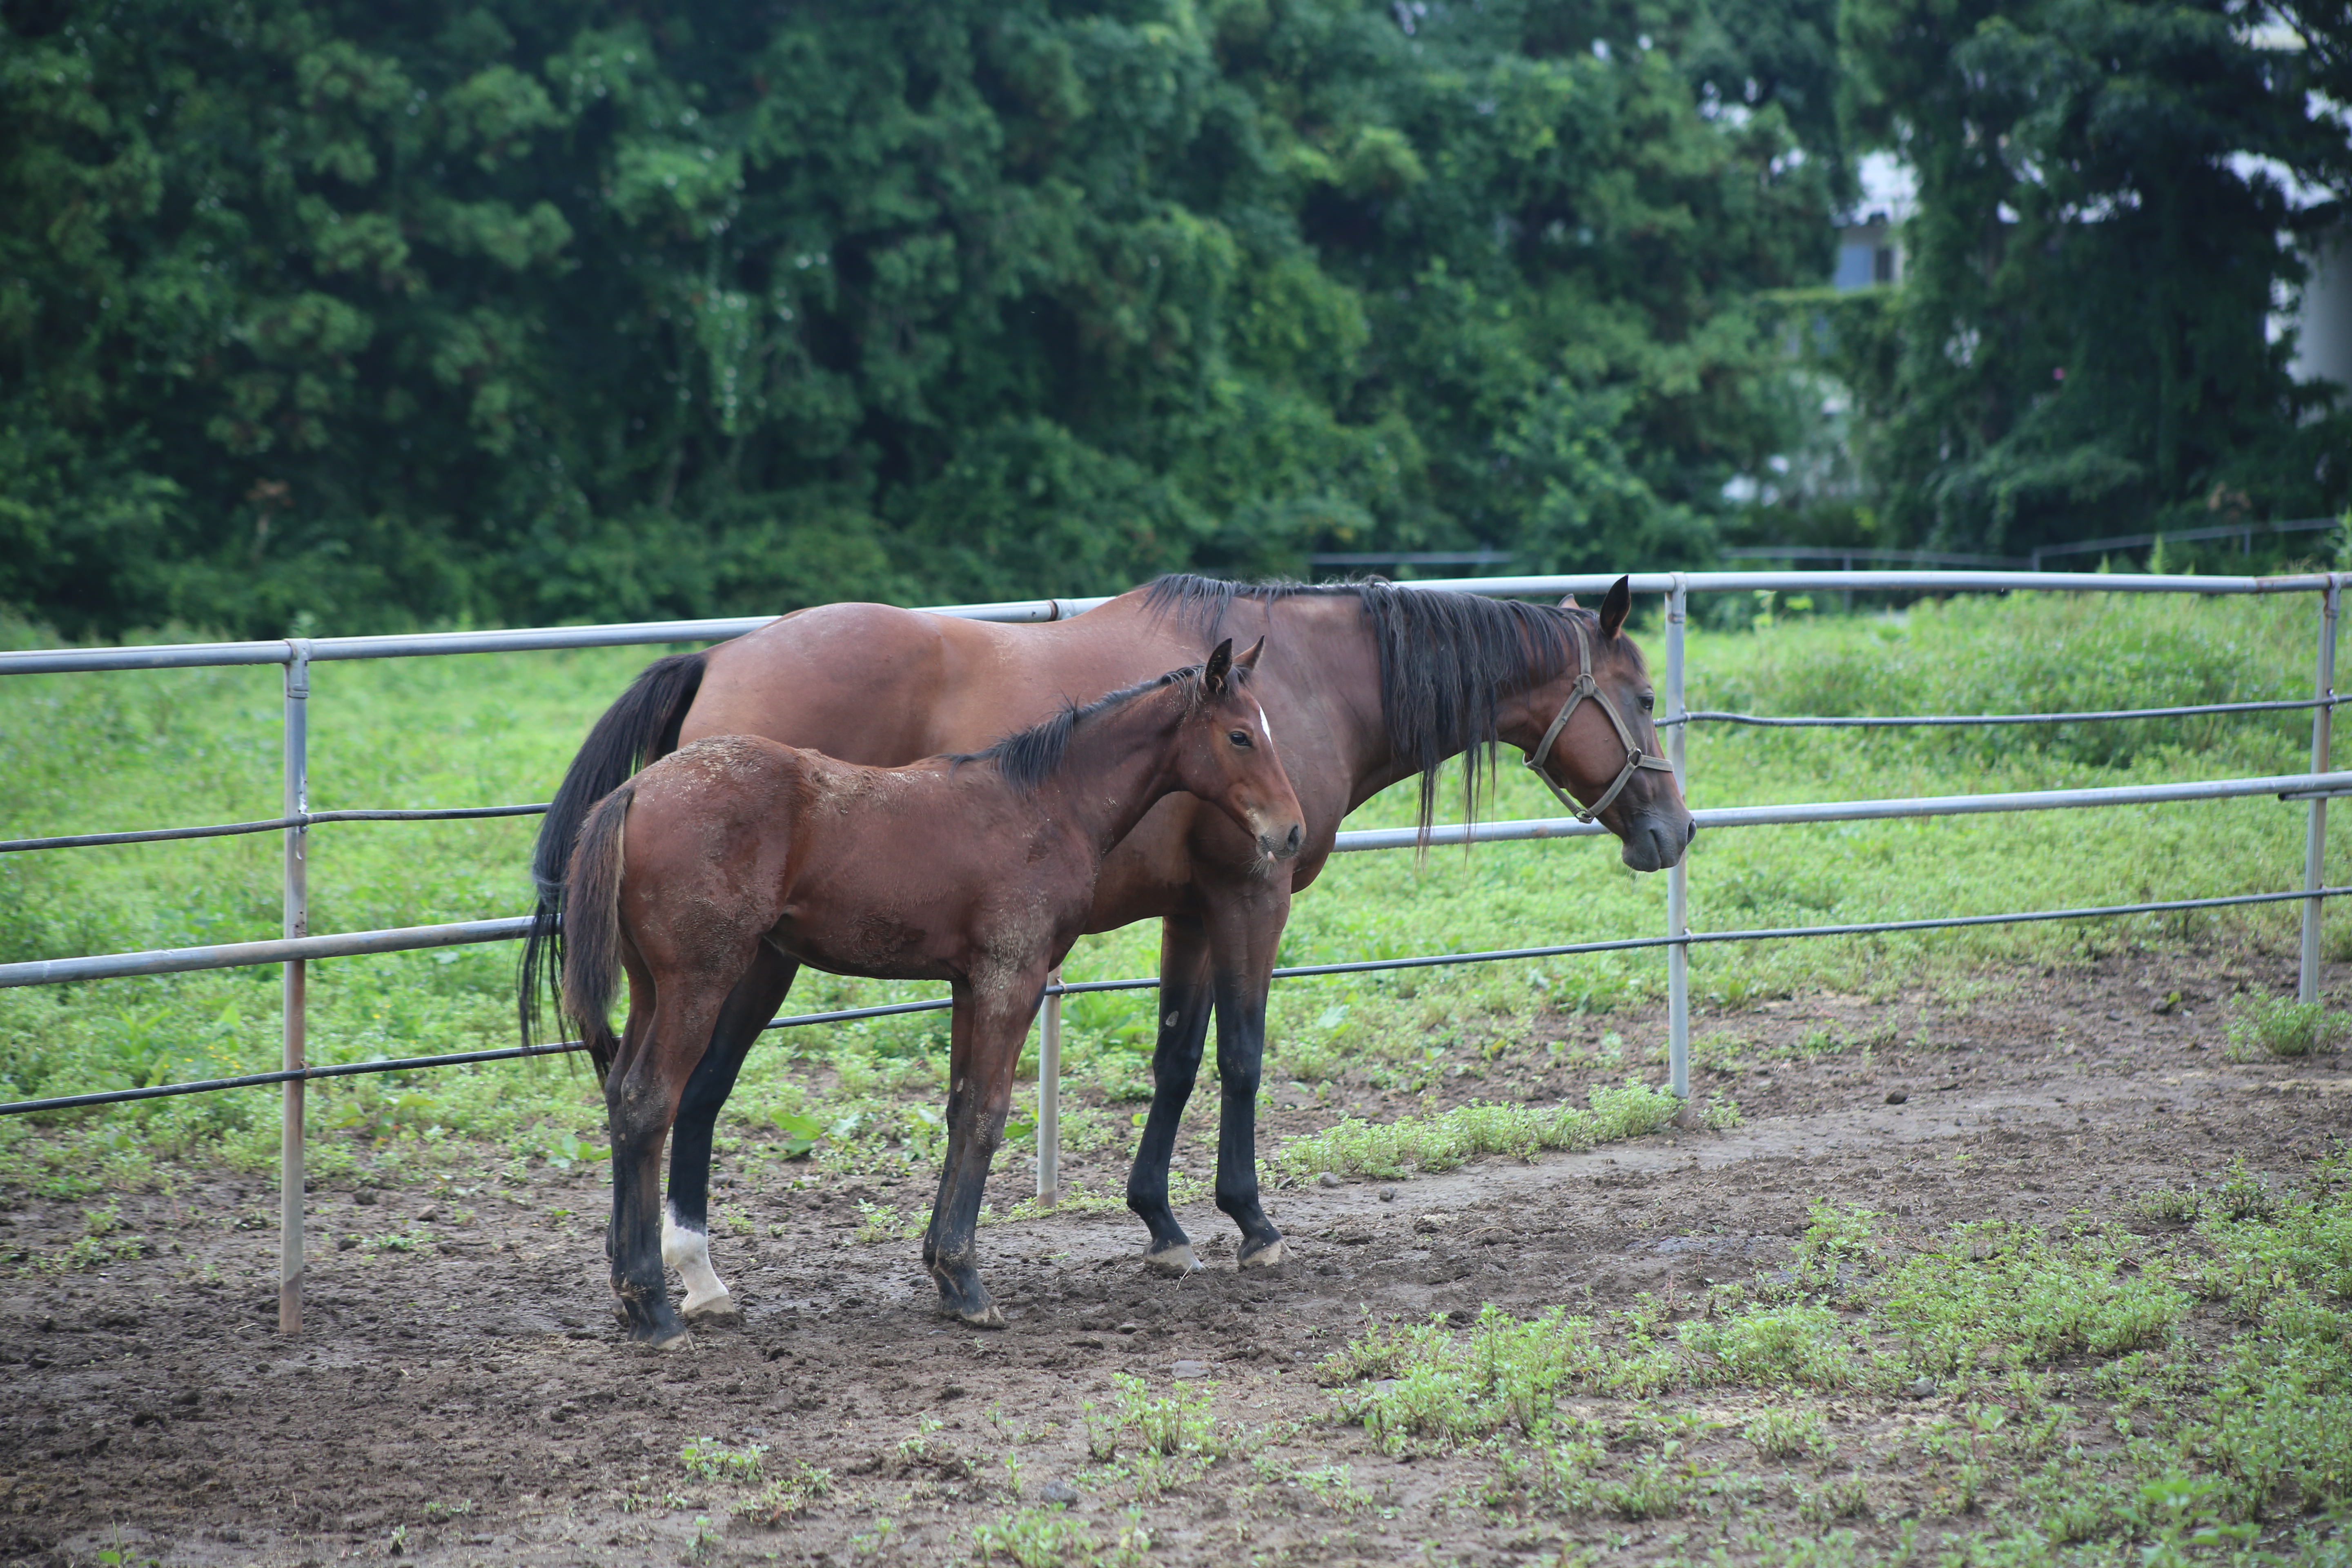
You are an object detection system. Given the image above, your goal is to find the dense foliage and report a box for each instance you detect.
[0,0,1831,636]
[1821,0,2352,554]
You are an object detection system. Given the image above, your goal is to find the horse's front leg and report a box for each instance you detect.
[1206,886,1291,1268]
[662,943,798,1325]
[1125,915,1215,1273]
[923,979,1039,1328]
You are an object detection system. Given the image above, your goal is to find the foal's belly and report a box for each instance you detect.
[766,915,957,987]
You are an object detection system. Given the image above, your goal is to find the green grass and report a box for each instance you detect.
[1,588,2345,1191]
[1313,1153,2352,1561]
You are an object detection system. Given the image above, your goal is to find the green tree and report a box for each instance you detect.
[0,0,1831,636]
[1837,0,2352,553]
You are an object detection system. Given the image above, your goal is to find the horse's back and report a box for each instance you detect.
[678,592,1194,763]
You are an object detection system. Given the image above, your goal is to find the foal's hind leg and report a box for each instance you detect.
[924,980,1040,1327]
[663,944,798,1324]
[1125,916,1214,1274]
[608,974,734,1348]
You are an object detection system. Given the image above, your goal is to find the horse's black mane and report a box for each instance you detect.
[1143,573,1591,830]
[951,664,1208,794]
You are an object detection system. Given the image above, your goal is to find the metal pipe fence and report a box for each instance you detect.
[0,569,2341,1334]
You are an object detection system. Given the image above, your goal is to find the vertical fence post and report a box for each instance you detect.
[2301,577,2339,1005]
[1036,969,1061,1203]
[1665,577,1690,1101]
[280,640,311,1335]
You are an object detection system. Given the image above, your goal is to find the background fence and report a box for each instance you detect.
[2,568,2345,1336]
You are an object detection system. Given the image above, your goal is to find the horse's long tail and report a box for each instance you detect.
[518,651,706,1051]
[560,784,636,1083]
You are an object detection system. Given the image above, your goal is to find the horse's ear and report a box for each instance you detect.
[1203,638,1234,694]
[1599,576,1632,639]
[1558,593,1579,609]
[1232,635,1265,675]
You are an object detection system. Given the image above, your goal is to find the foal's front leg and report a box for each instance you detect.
[923,979,1041,1327]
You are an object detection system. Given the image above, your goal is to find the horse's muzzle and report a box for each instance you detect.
[1621,811,1695,873]
[1260,822,1304,861]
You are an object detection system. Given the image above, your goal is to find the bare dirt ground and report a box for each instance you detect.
[3,944,2347,1568]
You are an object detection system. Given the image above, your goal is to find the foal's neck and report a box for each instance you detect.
[1028,689,1193,858]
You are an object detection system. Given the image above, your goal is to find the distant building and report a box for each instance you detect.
[1833,214,1901,290]
[2291,220,2352,409]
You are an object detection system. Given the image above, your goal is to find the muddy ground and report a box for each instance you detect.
[2,944,2348,1568]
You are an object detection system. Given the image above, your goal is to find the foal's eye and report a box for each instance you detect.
[1227,729,1253,747]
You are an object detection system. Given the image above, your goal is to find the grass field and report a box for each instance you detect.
[0,586,2341,1195]
[7,587,2352,1566]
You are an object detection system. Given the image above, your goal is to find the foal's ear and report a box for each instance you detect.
[1558,593,1579,609]
[1232,635,1266,675]
[1203,638,1235,694]
[1598,576,1632,639]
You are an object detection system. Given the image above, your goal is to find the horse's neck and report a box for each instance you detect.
[1265,592,1550,815]
[1031,693,1189,855]
[1260,594,1451,814]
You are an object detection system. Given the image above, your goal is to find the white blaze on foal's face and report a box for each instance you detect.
[662,1199,731,1312]
[1254,699,1276,751]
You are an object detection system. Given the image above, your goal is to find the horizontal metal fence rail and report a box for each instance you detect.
[7,882,2343,1120]
[1668,697,2343,729]
[0,804,553,854]
[8,770,2349,990]
[0,566,2341,1336]
[0,569,2332,680]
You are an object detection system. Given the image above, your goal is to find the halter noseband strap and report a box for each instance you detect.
[1523,618,1679,824]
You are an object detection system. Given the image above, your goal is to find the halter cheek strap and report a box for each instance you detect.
[1523,619,1679,824]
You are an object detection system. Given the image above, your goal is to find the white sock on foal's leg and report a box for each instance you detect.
[663,1200,735,1317]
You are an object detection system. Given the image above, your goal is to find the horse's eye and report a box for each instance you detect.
[1638,693,1655,712]
[1227,729,1252,747]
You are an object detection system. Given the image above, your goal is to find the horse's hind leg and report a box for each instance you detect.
[1125,915,1214,1274]
[663,944,798,1325]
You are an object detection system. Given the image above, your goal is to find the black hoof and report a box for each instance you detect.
[931,1264,1005,1329]
[1238,1234,1288,1270]
[613,1281,687,1346]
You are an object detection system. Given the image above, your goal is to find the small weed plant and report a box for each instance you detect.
[971,1506,1148,1568]
[2224,993,2341,1059]
[679,1436,768,1484]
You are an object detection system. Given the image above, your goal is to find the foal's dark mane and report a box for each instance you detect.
[1143,574,1590,830]
[951,664,1209,794]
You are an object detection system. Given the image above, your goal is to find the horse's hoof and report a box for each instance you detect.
[1144,1243,1201,1276]
[1238,1238,1286,1270]
[626,1319,693,1350]
[935,1296,1006,1330]
[682,1290,741,1325]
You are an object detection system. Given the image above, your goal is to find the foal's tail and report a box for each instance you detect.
[559,783,637,1084]
[518,650,705,1052]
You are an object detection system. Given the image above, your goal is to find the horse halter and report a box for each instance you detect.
[1523,617,1679,824]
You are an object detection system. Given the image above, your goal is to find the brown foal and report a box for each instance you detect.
[559,641,1303,1343]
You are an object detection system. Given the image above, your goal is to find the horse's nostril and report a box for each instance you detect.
[1284,823,1303,856]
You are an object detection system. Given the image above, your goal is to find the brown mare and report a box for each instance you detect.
[522,574,1691,1312]
[559,641,1304,1343]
